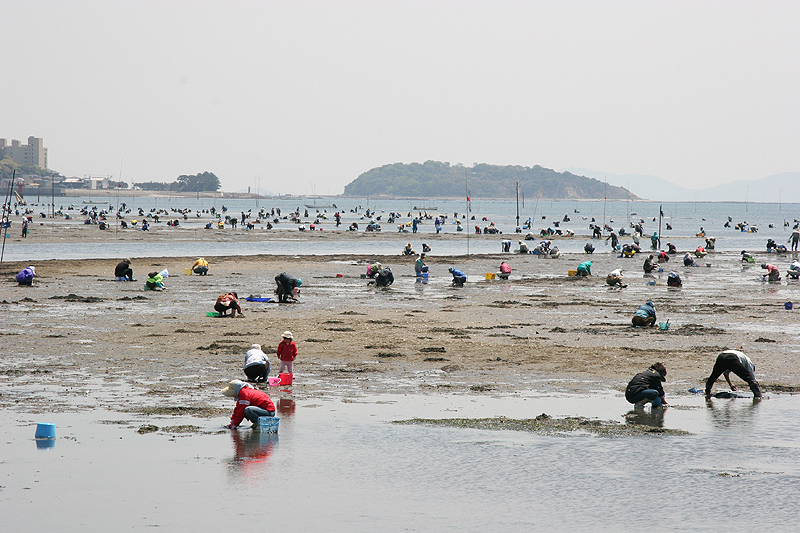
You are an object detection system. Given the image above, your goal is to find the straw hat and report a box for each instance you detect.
[221,379,247,397]
[282,331,293,339]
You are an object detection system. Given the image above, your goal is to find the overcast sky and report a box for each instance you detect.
[3,1,799,195]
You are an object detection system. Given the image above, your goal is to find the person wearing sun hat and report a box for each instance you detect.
[222,379,276,429]
[277,331,297,374]
[16,265,36,286]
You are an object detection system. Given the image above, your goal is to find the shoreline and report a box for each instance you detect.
[16,188,798,204]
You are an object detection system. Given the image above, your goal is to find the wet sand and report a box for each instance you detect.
[2,232,799,417]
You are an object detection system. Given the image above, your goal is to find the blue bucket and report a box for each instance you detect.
[785,302,793,310]
[257,416,280,433]
[35,422,56,440]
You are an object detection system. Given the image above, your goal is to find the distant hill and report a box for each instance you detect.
[343,161,637,200]
[563,167,800,204]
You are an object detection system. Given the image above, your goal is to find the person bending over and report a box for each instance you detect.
[215,292,243,317]
[705,350,762,399]
[243,344,270,383]
[632,301,656,327]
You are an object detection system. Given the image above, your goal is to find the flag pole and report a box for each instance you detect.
[465,173,469,256]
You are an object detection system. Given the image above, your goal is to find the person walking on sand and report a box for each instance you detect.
[705,350,762,399]
[243,344,270,383]
[606,231,618,249]
[215,292,243,317]
[222,380,276,429]
[277,331,297,374]
[632,301,656,327]
[115,258,135,281]
[21,217,28,238]
[16,265,35,286]
[192,257,209,275]
[789,227,800,252]
[625,363,668,408]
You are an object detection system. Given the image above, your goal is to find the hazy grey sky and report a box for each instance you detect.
[3,1,799,194]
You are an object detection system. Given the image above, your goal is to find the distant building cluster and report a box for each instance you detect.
[0,136,117,197]
[1,136,48,168]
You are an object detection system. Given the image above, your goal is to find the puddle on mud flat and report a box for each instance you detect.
[2,391,800,531]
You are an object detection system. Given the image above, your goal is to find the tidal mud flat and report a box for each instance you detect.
[3,244,800,531]
[2,244,799,415]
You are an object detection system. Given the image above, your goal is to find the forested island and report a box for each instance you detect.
[343,161,637,200]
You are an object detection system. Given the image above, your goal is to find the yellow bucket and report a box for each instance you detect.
[568,269,578,276]
[184,268,192,276]
[484,273,496,280]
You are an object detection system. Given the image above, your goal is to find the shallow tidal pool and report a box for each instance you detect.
[2,392,799,532]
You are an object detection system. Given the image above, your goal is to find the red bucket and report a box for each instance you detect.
[279,373,293,386]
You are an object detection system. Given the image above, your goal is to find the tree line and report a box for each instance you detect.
[136,172,221,192]
[343,161,636,200]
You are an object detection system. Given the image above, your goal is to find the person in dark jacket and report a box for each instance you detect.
[625,363,668,408]
[275,272,302,303]
[632,301,657,327]
[374,267,394,287]
[705,350,762,399]
[115,258,134,281]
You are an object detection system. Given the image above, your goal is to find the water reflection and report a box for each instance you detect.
[277,398,296,417]
[704,397,761,430]
[624,408,665,428]
[226,430,278,481]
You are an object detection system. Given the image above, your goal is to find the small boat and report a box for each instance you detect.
[82,200,105,204]
[304,203,336,210]
[413,206,438,211]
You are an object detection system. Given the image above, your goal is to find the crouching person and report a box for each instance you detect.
[625,363,668,409]
[222,380,276,429]
[632,301,656,327]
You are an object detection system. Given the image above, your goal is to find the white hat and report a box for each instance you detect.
[29,266,36,274]
[282,331,293,339]
[251,344,261,351]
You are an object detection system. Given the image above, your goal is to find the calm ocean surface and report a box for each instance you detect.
[5,197,800,261]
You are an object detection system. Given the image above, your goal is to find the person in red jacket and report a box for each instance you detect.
[222,379,276,429]
[277,331,297,374]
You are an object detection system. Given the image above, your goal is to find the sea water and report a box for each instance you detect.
[1,392,798,532]
[5,198,800,261]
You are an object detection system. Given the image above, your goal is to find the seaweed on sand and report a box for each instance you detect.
[394,415,691,437]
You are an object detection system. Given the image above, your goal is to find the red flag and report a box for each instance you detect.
[467,196,471,202]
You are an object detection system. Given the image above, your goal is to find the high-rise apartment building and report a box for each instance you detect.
[0,136,48,168]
